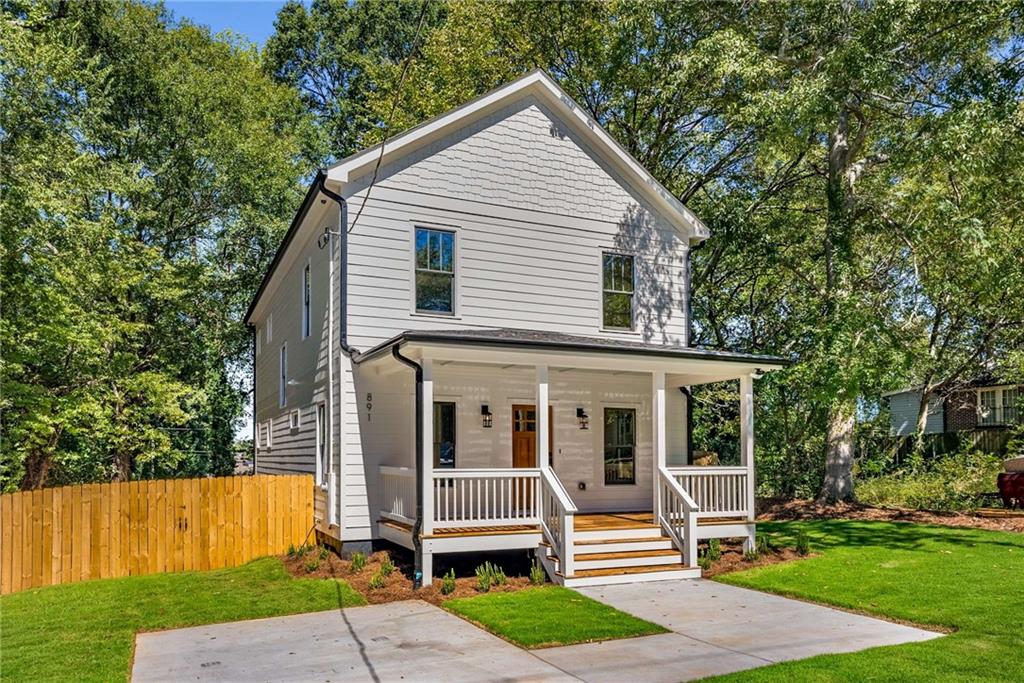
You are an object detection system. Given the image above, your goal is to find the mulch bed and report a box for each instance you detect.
[759,498,1024,533]
[282,547,536,605]
[699,539,811,578]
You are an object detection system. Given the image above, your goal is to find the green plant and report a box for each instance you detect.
[318,545,330,561]
[474,561,506,589]
[368,571,385,590]
[756,533,773,555]
[380,556,395,577]
[475,564,492,593]
[706,538,722,562]
[857,450,1004,511]
[743,550,759,562]
[350,551,367,572]
[441,568,457,595]
[529,560,546,586]
[286,544,297,558]
[304,557,321,573]
[698,554,712,571]
[795,530,811,556]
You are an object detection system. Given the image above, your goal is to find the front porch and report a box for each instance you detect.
[356,329,785,586]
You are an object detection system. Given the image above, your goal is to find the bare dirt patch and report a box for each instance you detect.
[759,498,1024,533]
[282,547,537,605]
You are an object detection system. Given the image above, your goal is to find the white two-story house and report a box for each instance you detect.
[245,71,785,587]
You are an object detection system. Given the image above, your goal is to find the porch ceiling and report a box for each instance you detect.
[357,328,786,385]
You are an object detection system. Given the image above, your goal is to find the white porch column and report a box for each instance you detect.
[652,371,666,518]
[421,359,434,537]
[740,373,755,521]
[536,365,549,468]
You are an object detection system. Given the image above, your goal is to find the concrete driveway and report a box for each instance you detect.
[132,580,941,682]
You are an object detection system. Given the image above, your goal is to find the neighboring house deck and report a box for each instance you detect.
[245,70,785,586]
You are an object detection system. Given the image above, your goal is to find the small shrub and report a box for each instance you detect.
[368,571,385,590]
[795,530,811,556]
[756,533,773,555]
[697,554,712,571]
[743,550,759,562]
[380,557,395,577]
[706,538,722,562]
[474,564,492,593]
[318,545,330,561]
[350,551,367,572]
[529,560,546,586]
[304,557,321,573]
[441,569,457,595]
[286,544,297,558]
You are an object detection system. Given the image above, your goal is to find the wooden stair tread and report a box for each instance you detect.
[575,548,680,561]
[575,536,667,546]
[560,563,690,578]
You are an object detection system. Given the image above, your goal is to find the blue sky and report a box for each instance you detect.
[164,1,293,46]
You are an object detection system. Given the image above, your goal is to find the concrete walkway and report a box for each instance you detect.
[131,580,942,683]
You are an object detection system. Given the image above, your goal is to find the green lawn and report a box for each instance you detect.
[707,520,1024,682]
[444,585,667,648]
[0,557,364,682]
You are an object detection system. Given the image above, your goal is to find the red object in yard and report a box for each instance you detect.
[997,473,1024,509]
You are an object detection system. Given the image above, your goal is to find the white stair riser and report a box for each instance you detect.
[573,539,673,554]
[574,554,682,571]
[562,568,701,587]
[574,527,662,541]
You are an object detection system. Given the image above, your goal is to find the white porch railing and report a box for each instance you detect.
[432,468,542,529]
[380,466,416,525]
[667,466,751,519]
[539,467,577,576]
[657,468,697,567]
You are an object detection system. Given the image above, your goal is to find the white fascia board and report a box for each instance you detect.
[326,70,710,241]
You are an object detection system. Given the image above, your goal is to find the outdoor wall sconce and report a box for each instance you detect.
[576,407,589,430]
[481,404,493,428]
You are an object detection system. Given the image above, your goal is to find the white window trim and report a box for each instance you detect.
[260,420,273,450]
[301,259,311,339]
[266,314,273,344]
[279,343,287,408]
[977,385,1021,426]
[410,223,461,318]
[599,250,638,334]
[316,402,327,488]
[289,408,301,430]
[599,402,641,488]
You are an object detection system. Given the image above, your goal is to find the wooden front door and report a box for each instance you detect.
[511,404,554,468]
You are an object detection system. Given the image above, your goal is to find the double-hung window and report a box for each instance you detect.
[602,252,634,330]
[1003,388,1020,424]
[415,227,455,314]
[604,407,636,485]
[301,263,311,338]
[433,402,456,468]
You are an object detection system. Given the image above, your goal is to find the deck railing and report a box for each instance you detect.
[539,467,577,576]
[431,468,542,529]
[657,468,697,567]
[379,466,416,525]
[666,466,751,519]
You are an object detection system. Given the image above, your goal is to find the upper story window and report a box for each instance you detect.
[301,262,311,339]
[279,343,287,408]
[266,314,273,344]
[979,386,1021,426]
[602,252,634,330]
[415,227,455,314]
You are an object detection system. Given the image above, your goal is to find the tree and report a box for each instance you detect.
[1,1,308,489]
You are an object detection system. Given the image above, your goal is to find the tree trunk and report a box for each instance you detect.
[819,401,856,502]
[913,388,935,454]
[20,448,52,490]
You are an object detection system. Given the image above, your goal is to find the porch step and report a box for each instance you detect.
[573,548,682,571]
[573,536,674,554]
[574,525,663,542]
[559,563,701,587]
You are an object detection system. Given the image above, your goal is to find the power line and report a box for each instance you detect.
[347,0,430,235]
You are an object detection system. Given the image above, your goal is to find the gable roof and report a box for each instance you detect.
[326,69,710,241]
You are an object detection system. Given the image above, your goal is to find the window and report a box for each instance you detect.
[266,314,273,344]
[259,420,273,449]
[289,409,301,430]
[979,389,998,425]
[604,408,636,485]
[415,228,455,314]
[602,252,634,329]
[433,402,456,468]
[301,262,311,338]
[1004,388,1020,424]
[316,403,327,485]
[979,386,1022,426]
[279,344,287,408]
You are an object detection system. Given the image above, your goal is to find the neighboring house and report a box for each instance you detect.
[885,380,1022,452]
[244,71,785,587]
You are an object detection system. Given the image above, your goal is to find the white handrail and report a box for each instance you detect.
[431,468,541,528]
[657,467,697,567]
[666,466,751,519]
[379,466,416,525]
[539,467,576,577]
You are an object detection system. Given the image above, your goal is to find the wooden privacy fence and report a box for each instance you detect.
[0,474,313,595]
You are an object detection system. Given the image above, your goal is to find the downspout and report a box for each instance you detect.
[391,344,424,590]
[317,173,360,531]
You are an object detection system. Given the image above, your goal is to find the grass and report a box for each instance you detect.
[0,557,364,682]
[706,519,1024,682]
[444,585,667,648]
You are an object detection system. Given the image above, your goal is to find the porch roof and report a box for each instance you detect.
[357,328,787,382]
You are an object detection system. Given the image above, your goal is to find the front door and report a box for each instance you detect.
[511,404,554,468]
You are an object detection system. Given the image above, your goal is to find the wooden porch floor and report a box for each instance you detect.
[381,511,748,539]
